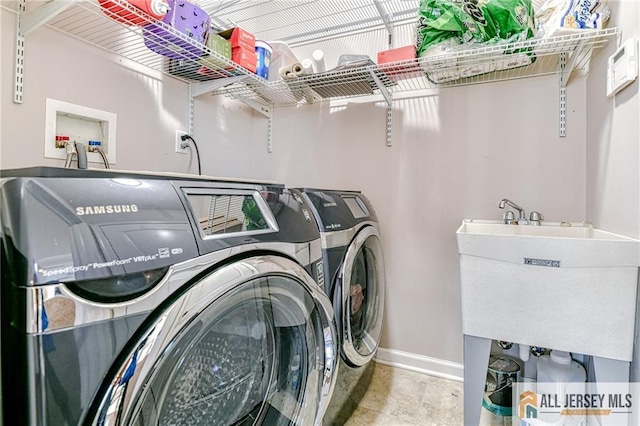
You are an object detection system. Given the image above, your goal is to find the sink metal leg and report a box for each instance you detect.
[589,357,631,426]
[464,335,492,426]
[591,356,630,383]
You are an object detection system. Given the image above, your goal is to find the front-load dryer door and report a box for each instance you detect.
[86,256,337,426]
[337,226,386,367]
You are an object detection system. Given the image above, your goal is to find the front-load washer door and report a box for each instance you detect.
[338,226,386,367]
[86,256,337,426]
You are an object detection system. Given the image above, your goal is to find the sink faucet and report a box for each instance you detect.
[499,199,527,224]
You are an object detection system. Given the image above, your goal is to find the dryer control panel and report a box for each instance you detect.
[297,189,377,233]
[1,174,199,288]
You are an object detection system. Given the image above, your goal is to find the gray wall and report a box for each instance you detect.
[193,26,589,364]
[584,0,640,382]
[586,0,640,238]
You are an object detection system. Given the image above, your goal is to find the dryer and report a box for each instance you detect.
[0,167,338,425]
[292,188,386,425]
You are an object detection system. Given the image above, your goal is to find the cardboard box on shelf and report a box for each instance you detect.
[232,46,257,73]
[198,32,232,69]
[208,33,232,58]
[218,27,256,50]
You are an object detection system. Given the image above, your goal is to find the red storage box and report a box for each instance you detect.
[219,27,256,50]
[377,45,417,64]
[377,45,420,83]
[232,46,257,73]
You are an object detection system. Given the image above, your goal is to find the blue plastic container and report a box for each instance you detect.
[255,40,272,79]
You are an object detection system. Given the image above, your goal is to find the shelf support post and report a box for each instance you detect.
[559,52,567,137]
[368,70,393,146]
[267,108,274,153]
[188,85,195,136]
[373,0,394,47]
[13,0,84,103]
[558,40,586,137]
[386,102,392,147]
[14,0,26,104]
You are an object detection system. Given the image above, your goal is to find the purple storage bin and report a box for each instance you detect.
[143,0,210,59]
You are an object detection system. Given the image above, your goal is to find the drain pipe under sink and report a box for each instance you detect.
[519,344,531,362]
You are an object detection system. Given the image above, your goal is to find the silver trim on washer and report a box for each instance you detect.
[339,226,386,367]
[309,237,322,264]
[319,221,377,249]
[26,240,322,334]
[87,255,338,426]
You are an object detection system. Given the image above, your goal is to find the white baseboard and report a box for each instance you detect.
[374,347,464,382]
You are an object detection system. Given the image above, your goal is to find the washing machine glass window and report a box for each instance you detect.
[183,190,279,238]
[340,227,385,367]
[89,256,337,426]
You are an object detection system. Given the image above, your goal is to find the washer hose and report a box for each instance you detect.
[75,142,87,169]
[94,147,110,169]
[64,142,76,168]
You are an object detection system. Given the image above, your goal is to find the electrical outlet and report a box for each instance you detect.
[175,130,188,154]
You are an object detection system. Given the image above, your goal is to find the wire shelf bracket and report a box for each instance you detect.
[225,94,273,152]
[19,0,80,36]
[190,76,249,98]
[230,96,271,119]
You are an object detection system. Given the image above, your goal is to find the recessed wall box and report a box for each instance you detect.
[607,38,638,97]
[45,99,117,165]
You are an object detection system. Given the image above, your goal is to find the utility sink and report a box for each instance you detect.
[457,219,640,268]
[456,219,640,361]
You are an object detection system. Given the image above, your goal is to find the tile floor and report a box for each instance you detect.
[344,362,511,426]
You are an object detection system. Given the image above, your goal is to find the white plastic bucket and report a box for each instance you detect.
[268,41,300,81]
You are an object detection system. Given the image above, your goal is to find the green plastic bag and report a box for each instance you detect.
[416,0,535,57]
[486,0,535,40]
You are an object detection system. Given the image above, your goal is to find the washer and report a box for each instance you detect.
[292,188,386,425]
[0,167,338,425]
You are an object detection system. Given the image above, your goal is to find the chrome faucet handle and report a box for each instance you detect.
[502,211,516,225]
[529,211,544,225]
[498,198,526,221]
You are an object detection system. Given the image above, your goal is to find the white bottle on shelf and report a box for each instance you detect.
[312,49,326,73]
